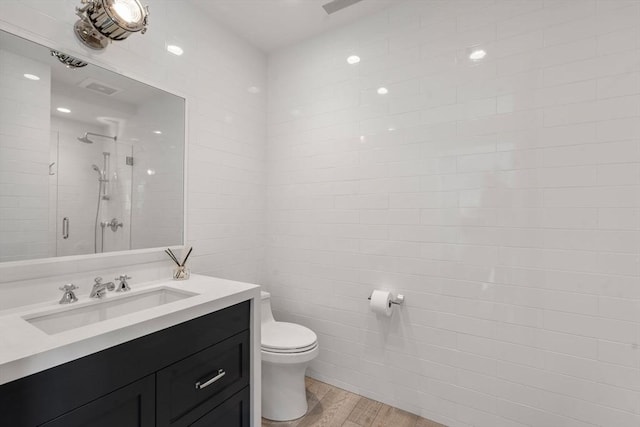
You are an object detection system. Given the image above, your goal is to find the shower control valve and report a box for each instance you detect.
[102,218,123,232]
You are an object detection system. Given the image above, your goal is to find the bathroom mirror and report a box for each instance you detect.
[0,29,185,263]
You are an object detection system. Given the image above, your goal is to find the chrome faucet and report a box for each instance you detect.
[114,274,132,292]
[90,277,115,299]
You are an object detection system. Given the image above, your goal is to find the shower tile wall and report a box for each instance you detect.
[267,1,640,426]
[0,1,267,284]
[130,95,184,251]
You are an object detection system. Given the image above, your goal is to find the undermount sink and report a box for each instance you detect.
[24,287,197,335]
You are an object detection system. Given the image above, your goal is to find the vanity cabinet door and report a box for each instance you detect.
[39,375,155,427]
[189,387,250,427]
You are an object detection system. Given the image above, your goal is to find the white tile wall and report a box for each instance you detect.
[266,1,640,426]
[0,49,50,262]
[130,95,184,251]
[0,0,267,285]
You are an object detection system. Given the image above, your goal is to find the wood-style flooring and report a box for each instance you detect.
[262,377,447,427]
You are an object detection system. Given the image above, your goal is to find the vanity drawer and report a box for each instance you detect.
[157,330,250,427]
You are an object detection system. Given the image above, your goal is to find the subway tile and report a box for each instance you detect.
[264,1,640,425]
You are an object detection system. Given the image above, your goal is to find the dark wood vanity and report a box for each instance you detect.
[0,301,251,427]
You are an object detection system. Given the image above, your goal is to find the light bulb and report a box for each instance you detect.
[469,49,487,61]
[167,45,183,56]
[112,0,142,24]
[347,55,360,65]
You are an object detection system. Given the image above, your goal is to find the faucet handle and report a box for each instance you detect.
[94,277,103,285]
[114,274,131,292]
[59,283,78,304]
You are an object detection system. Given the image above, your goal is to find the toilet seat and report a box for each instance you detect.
[262,321,317,354]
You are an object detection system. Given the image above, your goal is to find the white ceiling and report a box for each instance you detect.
[189,0,399,52]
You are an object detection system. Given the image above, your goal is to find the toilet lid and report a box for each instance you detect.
[262,322,317,353]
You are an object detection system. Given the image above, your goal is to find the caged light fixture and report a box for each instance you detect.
[74,0,149,50]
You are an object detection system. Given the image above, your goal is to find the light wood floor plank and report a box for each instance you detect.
[261,377,447,427]
[371,404,418,427]
[297,388,360,427]
[305,376,333,407]
[345,396,382,426]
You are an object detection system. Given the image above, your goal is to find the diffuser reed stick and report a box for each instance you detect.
[165,249,180,266]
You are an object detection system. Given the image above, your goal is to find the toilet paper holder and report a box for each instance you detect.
[367,293,405,305]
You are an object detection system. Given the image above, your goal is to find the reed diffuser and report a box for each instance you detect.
[165,247,192,280]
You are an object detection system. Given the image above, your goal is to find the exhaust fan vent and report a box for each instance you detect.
[322,0,365,15]
[78,78,122,96]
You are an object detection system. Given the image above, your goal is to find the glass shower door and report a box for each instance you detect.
[54,126,133,256]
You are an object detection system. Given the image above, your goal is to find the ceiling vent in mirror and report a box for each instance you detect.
[51,50,88,69]
[74,0,149,50]
[78,78,122,96]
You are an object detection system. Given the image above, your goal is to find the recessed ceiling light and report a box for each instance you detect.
[377,87,388,95]
[23,73,40,81]
[247,86,261,94]
[167,45,183,56]
[346,55,360,65]
[153,130,162,134]
[147,168,156,176]
[469,49,487,61]
[57,107,71,113]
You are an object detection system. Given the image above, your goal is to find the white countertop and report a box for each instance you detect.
[0,274,261,386]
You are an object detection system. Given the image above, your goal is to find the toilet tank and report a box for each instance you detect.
[261,291,275,324]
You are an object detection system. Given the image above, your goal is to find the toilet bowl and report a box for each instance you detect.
[261,291,318,421]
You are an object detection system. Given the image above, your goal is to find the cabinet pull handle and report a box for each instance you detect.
[62,217,70,239]
[195,369,226,390]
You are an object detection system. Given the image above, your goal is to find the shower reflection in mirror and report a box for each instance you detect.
[78,133,117,253]
[53,126,131,256]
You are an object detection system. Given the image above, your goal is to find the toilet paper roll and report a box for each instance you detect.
[370,290,393,317]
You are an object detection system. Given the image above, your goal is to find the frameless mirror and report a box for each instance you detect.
[0,29,185,263]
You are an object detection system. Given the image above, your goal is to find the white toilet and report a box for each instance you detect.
[261,291,319,421]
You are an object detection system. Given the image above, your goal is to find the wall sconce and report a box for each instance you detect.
[74,0,149,50]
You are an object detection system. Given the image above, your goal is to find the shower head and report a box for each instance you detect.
[78,133,93,143]
[78,132,117,144]
[91,163,106,181]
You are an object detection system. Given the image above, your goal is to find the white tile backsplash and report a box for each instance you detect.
[266,1,640,426]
